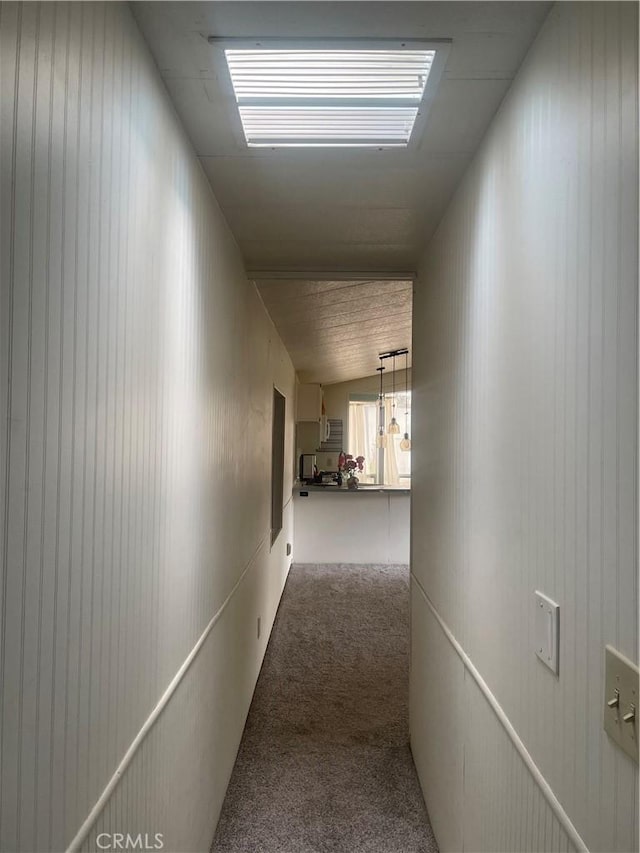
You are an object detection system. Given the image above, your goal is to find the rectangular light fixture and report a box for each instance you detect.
[222,47,438,147]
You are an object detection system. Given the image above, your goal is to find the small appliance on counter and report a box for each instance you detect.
[299,454,317,483]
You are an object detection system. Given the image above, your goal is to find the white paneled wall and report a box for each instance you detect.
[411,4,638,853]
[0,4,295,851]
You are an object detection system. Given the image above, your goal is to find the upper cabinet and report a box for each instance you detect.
[296,383,323,422]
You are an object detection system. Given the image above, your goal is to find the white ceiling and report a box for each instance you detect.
[133,2,550,383]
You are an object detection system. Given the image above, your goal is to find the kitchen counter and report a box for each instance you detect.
[296,483,410,494]
[293,484,410,564]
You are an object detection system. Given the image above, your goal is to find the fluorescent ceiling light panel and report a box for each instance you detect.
[224,49,436,147]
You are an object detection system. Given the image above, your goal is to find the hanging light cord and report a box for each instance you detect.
[399,351,411,450]
[404,353,409,428]
[378,359,385,431]
[392,355,396,415]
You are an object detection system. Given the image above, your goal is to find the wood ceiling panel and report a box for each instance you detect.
[285,330,412,368]
[283,315,412,348]
[259,279,411,308]
[256,277,412,383]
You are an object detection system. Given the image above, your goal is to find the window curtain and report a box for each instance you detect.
[348,399,403,485]
[348,392,410,486]
[384,398,400,485]
[348,402,377,482]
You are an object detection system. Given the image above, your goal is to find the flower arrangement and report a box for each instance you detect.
[338,452,365,488]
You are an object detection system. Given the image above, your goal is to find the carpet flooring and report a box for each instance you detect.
[211,563,438,853]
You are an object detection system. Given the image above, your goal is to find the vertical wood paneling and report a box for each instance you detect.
[411,3,638,852]
[0,3,296,850]
[462,669,576,853]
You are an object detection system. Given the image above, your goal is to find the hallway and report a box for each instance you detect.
[1,2,638,851]
[212,564,436,853]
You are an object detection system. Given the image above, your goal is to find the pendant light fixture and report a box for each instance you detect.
[387,353,401,434]
[376,358,386,448]
[400,350,411,451]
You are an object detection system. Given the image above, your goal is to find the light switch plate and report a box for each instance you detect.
[604,645,639,763]
[534,591,560,675]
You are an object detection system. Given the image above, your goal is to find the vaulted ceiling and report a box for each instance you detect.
[257,277,412,384]
[134,2,550,383]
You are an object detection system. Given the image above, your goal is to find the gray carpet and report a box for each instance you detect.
[211,563,438,853]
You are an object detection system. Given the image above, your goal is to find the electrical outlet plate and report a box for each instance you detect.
[534,591,560,675]
[604,645,639,763]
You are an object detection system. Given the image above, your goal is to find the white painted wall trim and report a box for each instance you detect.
[411,573,589,853]
[67,527,284,853]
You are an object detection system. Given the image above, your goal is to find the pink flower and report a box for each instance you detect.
[338,452,365,475]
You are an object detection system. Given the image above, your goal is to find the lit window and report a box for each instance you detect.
[348,392,411,487]
[224,48,436,147]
